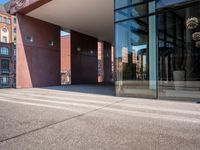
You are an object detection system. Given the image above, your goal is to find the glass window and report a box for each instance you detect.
[115,3,148,22]
[7,18,11,24]
[158,3,200,100]
[115,0,157,98]
[115,0,150,9]
[2,27,7,33]
[115,0,200,100]
[14,48,16,56]
[1,59,9,71]
[0,47,9,55]
[2,36,7,43]
[14,17,17,24]
[157,0,189,8]
[2,75,8,85]
[14,27,16,33]
[3,17,6,23]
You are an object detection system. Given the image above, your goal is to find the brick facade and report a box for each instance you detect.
[0,6,16,88]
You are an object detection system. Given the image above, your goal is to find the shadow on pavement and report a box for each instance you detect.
[41,83,115,96]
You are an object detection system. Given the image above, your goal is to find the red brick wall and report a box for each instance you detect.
[61,35,71,84]
[16,14,61,88]
[61,35,70,72]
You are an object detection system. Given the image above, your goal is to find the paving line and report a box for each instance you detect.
[0,90,116,100]
[0,95,109,109]
[1,88,115,98]
[0,92,119,102]
[0,95,111,106]
[1,92,200,116]
[103,107,200,124]
[0,98,200,124]
[0,98,89,113]
[0,92,114,105]
[113,103,200,116]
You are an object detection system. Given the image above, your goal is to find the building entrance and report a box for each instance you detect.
[115,0,200,101]
[10,0,114,91]
[157,1,200,100]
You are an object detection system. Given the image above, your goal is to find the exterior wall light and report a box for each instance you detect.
[77,48,81,52]
[90,50,94,54]
[49,40,54,46]
[26,36,33,43]
[106,53,109,57]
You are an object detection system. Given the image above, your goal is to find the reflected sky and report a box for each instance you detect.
[157,0,188,8]
[132,44,147,52]
[0,0,9,4]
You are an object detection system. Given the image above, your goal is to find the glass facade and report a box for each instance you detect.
[156,0,198,8]
[115,0,157,98]
[158,1,200,100]
[115,0,200,100]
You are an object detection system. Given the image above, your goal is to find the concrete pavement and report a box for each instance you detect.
[0,85,200,150]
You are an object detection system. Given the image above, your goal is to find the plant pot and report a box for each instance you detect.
[173,70,185,90]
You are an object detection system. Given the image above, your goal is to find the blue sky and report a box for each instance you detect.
[60,31,70,36]
[0,0,8,4]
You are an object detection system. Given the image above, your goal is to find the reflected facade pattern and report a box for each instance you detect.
[115,0,157,98]
[115,0,200,100]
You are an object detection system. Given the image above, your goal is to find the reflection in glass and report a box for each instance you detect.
[115,1,157,98]
[158,4,200,100]
[115,0,200,100]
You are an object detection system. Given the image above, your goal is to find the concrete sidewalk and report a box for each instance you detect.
[0,85,200,150]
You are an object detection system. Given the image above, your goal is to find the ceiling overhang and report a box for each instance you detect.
[11,0,114,43]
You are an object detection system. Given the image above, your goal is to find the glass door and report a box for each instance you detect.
[157,1,200,101]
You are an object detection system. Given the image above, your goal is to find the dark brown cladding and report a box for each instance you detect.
[9,0,52,15]
[70,30,98,84]
[16,14,61,88]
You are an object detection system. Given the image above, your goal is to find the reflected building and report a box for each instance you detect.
[115,0,200,100]
[0,3,16,88]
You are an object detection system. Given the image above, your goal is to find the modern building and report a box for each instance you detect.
[115,0,200,101]
[8,0,200,101]
[0,3,16,88]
